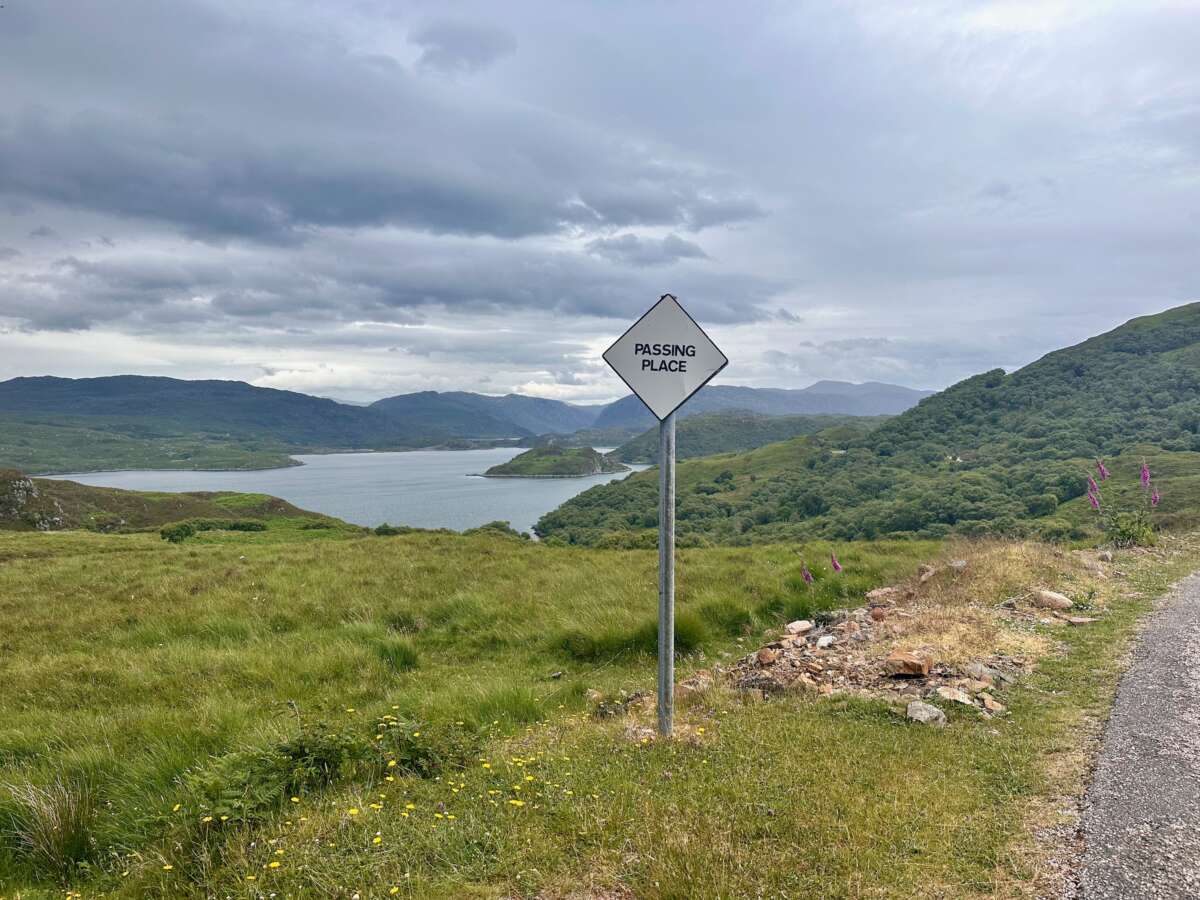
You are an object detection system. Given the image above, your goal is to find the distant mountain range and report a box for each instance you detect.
[591,382,933,429]
[0,375,931,473]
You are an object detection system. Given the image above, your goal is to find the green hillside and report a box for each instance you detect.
[538,303,1200,546]
[0,378,532,474]
[613,411,885,463]
[483,446,628,477]
[0,469,340,533]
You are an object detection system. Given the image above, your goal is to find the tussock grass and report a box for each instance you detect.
[376,636,420,673]
[1,776,98,880]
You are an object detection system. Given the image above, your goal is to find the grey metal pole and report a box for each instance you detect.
[657,411,676,736]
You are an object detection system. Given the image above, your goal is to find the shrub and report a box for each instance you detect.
[184,724,448,830]
[160,522,195,543]
[1106,510,1155,548]
[374,523,407,536]
[376,636,419,673]
[2,777,98,879]
[462,521,528,540]
[160,520,266,542]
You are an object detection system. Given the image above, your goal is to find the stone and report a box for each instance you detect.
[935,686,974,706]
[675,671,713,697]
[785,619,814,635]
[842,620,861,636]
[1031,589,1073,610]
[885,650,931,677]
[549,671,564,679]
[980,694,1006,715]
[906,700,947,727]
[816,635,836,649]
[948,559,968,574]
[964,661,1000,685]
[869,607,888,622]
[755,647,780,665]
[585,689,604,704]
[918,564,937,583]
[1098,551,1113,563]
[866,587,903,604]
[1066,616,1099,626]
[623,724,656,743]
[965,679,993,694]
[737,671,785,697]
[789,674,817,692]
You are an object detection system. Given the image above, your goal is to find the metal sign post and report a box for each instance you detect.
[657,411,676,734]
[603,295,727,735]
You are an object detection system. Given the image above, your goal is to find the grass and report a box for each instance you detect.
[0,523,1196,897]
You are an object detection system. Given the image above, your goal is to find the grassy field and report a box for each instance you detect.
[0,523,1196,898]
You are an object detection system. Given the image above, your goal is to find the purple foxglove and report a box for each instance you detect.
[1087,491,1101,511]
[831,552,843,573]
[1097,459,1110,481]
[1087,474,1099,494]
[1140,461,1151,489]
[1152,489,1161,507]
[801,563,814,584]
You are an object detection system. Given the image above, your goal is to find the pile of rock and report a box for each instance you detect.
[688,573,1029,725]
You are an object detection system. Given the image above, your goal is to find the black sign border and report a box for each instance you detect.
[602,293,729,422]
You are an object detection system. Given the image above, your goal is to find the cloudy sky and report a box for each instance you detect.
[1,1,1197,403]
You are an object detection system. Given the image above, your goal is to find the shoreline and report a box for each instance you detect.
[35,444,541,478]
[469,470,629,479]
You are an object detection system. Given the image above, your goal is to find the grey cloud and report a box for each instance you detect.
[0,247,19,260]
[28,225,59,239]
[0,232,782,333]
[0,3,761,244]
[411,21,517,75]
[585,233,708,266]
[1,0,1198,399]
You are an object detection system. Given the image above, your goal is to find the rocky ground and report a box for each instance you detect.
[670,558,1114,728]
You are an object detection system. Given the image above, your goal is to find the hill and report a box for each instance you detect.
[371,391,602,436]
[482,446,628,477]
[0,468,339,533]
[591,381,932,430]
[0,378,538,474]
[0,377,924,474]
[613,410,888,463]
[537,303,1200,546]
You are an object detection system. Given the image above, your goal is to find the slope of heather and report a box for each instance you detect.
[537,303,1200,546]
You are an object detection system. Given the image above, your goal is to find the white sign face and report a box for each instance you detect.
[603,294,728,421]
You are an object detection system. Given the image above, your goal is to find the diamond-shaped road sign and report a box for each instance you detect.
[602,294,728,420]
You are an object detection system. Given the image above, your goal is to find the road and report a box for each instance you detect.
[1078,572,1200,899]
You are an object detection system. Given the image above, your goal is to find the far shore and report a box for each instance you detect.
[468,470,629,479]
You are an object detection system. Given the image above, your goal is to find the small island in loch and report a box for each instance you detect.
[481,446,629,478]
